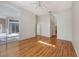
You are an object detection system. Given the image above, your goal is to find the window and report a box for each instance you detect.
[9,20,19,34]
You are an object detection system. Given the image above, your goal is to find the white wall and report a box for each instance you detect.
[0,2,36,40]
[72,2,79,56]
[19,8,36,40]
[54,9,72,41]
[37,14,50,37]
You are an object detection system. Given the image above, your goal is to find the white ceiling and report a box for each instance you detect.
[10,1,72,16]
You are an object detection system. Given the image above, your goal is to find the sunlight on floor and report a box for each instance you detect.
[37,41,56,47]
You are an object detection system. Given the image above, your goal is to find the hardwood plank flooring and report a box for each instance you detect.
[0,36,77,57]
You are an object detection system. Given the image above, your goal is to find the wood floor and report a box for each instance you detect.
[0,36,77,57]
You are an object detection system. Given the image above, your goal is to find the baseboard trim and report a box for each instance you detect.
[50,35,57,38]
[20,36,36,41]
